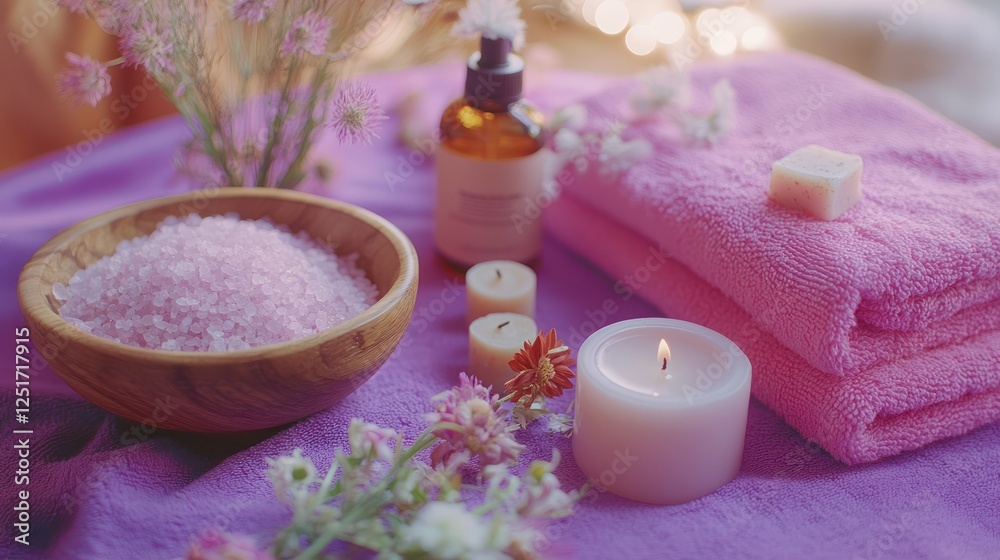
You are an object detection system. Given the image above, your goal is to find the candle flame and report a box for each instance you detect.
[658,339,670,371]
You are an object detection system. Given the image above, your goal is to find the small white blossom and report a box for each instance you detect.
[630,65,692,116]
[543,413,573,436]
[400,502,507,559]
[552,128,583,153]
[390,466,423,505]
[453,0,526,51]
[517,451,577,518]
[599,128,653,176]
[679,79,736,145]
[266,449,316,504]
[348,419,398,462]
[510,399,548,430]
[550,104,588,132]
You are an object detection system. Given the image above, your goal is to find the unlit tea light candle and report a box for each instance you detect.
[573,318,752,505]
[468,312,538,392]
[466,260,536,323]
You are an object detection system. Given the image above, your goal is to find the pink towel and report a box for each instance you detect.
[547,195,1000,463]
[565,51,1000,376]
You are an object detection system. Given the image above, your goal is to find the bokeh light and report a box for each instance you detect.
[596,1,630,35]
[710,30,738,56]
[625,24,658,55]
[582,0,604,27]
[651,11,686,45]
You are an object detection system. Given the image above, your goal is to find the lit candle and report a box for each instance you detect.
[468,312,538,393]
[466,260,536,324]
[573,318,752,505]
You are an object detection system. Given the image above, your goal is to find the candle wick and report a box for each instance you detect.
[495,269,502,280]
[661,358,667,371]
[497,321,510,329]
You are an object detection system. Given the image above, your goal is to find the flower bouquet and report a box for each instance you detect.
[56,0,405,188]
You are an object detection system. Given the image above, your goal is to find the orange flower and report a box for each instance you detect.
[505,329,575,405]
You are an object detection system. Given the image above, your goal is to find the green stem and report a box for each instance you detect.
[257,57,297,186]
[288,430,439,560]
[277,66,331,189]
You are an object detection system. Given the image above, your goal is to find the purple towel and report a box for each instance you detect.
[1,63,998,560]
[564,51,1000,376]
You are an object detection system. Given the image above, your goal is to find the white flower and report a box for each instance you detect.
[550,104,588,132]
[348,419,398,462]
[510,399,548,430]
[679,79,736,145]
[453,0,526,51]
[630,65,692,116]
[482,463,521,503]
[552,128,582,153]
[543,413,573,436]
[401,502,507,559]
[517,451,577,518]
[599,128,652,176]
[266,449,316,503]
[390,466,423,505]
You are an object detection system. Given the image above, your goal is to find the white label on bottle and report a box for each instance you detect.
[435,146,546,266]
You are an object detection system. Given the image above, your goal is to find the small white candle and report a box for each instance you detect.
[573,318,752,505]
[468,313,538,393]
[466,260,536,324]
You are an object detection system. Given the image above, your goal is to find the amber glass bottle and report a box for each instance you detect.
[434,37,546,268]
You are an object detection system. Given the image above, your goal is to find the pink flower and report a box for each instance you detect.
[426,373,525,467]
[328,82,387,146]
[348,419,397,462]
[230,0,276,23]
[120,21,174,73]
[281,11,332,57]
[185,528,273,560]
[56,0,87,14]
[57,53,112,107]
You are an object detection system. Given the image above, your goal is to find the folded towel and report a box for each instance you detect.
[546,194,1000,463]
[565,51,1000,376]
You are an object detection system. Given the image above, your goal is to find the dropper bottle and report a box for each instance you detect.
[434,35,546,268]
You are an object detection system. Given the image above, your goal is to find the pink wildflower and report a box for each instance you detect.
[56,0,87,14]
[230,0,276,23]
[328,82,387,146]
[348,419,398,462]
[120,20,174,73]
[281,11,332,57]
[57,53,112,107]
[185,528,273,560]
[426,373,525,467]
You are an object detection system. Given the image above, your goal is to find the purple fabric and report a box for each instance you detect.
[547,194,1000,464]
[1,62,999,560]
[565,51,1000,377]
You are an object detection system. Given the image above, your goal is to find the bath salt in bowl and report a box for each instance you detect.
[18,189,418,432]
[55,214,380,352]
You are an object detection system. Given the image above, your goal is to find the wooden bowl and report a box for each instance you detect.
[17,188,418,432]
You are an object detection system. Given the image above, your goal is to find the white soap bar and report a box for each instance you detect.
[769,145,863,221]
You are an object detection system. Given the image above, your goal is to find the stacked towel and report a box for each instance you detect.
[547,52,1000,463]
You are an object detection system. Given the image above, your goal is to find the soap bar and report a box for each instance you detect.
[768,145,863,220]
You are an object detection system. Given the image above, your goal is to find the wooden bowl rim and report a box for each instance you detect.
[17,188,418,365]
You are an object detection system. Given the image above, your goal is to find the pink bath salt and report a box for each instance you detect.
[55,213,380,352]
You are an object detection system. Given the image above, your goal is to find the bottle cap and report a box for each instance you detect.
[464,36,523,110]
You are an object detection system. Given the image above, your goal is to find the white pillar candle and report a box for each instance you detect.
[468,312,538,394]
[573,318,752,505]
[466,260,536,324]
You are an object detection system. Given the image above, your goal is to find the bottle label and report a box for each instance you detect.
[435,146,546,266]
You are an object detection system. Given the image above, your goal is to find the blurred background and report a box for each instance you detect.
[4,0,1000,172]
